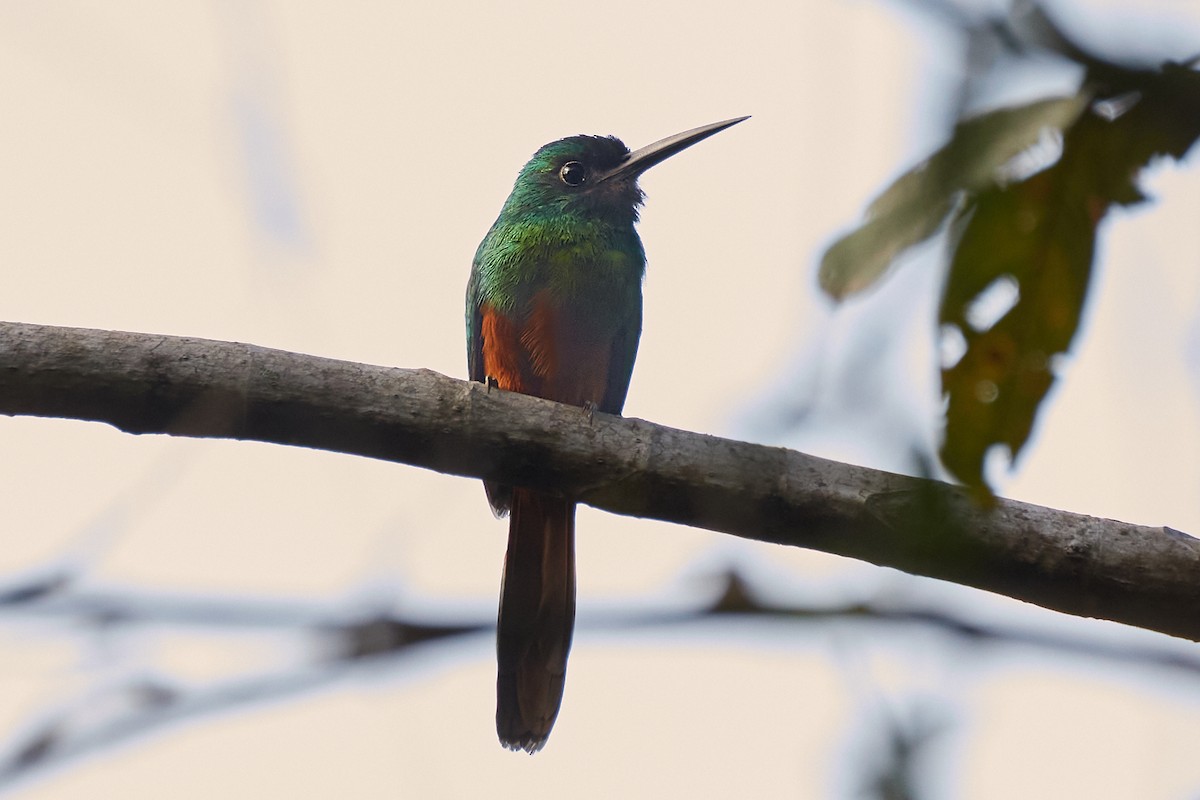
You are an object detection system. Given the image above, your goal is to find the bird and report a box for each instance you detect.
[466,116,748,752]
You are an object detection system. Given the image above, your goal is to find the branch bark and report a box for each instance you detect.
[2,320,1197,640]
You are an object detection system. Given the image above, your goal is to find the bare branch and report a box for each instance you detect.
[1,321,1197,640]
[2,566,1199,788]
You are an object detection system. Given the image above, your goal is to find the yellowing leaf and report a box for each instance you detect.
[819,96,1090,299]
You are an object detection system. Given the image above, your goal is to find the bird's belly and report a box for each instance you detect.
[481,292,616,407]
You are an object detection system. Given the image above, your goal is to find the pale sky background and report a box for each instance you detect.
[1,1,1200,798]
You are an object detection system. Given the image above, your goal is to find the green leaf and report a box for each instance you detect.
[939,166,1093,496]
[819,96,1090,299]
[939,64,1200,497]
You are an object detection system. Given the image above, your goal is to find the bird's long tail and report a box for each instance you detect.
[496,488,576,753]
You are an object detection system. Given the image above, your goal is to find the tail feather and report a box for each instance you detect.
[496,488,576,753]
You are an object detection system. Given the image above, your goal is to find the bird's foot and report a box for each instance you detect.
[486,375,499,394]
[582,400,596,425]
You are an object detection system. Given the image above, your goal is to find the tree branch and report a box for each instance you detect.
[2,320,1197,640]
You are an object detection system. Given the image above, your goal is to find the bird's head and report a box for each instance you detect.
[501,117,749,224]
[509,135,642,220]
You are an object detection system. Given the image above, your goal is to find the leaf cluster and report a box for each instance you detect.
[820,3,1200,496]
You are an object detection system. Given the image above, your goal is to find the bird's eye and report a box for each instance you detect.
[559,161,587,186]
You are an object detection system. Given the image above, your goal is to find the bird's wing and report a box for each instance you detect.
[466,265,486,384]
[600,303,643,415]
[467,262,514,517]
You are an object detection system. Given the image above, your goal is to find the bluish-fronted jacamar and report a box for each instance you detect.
[466,116,747,752]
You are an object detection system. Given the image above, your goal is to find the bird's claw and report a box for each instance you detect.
[582,401,596,425]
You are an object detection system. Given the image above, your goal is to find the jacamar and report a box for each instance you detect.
[466,116,747,752]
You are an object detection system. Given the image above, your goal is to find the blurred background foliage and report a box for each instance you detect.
[822,2,1200,497]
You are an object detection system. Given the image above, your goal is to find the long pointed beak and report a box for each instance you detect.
[596,116,749,184]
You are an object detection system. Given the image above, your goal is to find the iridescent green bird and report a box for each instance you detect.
[466,116,747,752]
